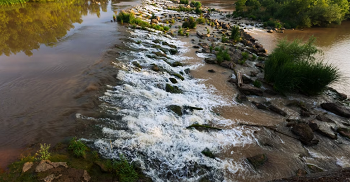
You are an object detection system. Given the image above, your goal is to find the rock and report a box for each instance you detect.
[94,161,109,172]
[264,89,278,95]
[152,65,160,71]
[208,69,215,73]
[250,71,258,77]
[132,61,142,69]
[337,128,350,139]
[236,94,248,103]
[151,19,158,24]
[22,162,33,173]
[316,114,335,123]
[202,48,211,53]
[51,162,68,168]
[267,105,287,116]
[201,148,215,158]
[184,68,190,74]
[307,164,324,173]
[247,154,267,169]
[166,84,182,93]
[267,29,274,33]
[167,105,182,116]
[296,169,307,177]
[321,103,350,118]
[35,160,54,173]
[171,73,184,80]
[153,51,167,58]
[204,58,217,64]
[255,63,265,69]
[242,75,253,84]
[169,78,178,84]
[239,84,263,96]
[42,174,62,182]
[169,49,178,55]
[193,45,200,48]
[252,101,268,110]
[220,61,236,70]
[300,109,312,117]
[308,120,319,131]
[291,123,317,145]
[172,61,182,67]
[83,170,91,182]
[317,125,337,139]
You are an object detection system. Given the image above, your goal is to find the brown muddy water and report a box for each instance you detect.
[248,21,350,96]
[0,0,139,169]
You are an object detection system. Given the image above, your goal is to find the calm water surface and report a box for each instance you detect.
[0,0,138,169]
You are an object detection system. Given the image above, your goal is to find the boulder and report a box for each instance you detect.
[201,148,215,159]
[239,84,263,96]
[204,58,217,64]
[236,94,248,103]
[321,103,350,118]
[22,162,33,173]
[167,105,182,116]
[151,19,158,24]
[208,69,215,73]
[300,109,312,117]
[317,125,337,140]
[316,114,335,123]
[165,84,182,93]
[291,123,318,145]
[247,154,267,169]
[267,105,287,117]
[251,101,268,110]
[169,78,178,84]
[220,61,236,70]
[337,128,350,139]
[35,160,54,173]
[242,75,253,84]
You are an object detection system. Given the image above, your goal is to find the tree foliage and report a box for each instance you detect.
[235,0,350,28]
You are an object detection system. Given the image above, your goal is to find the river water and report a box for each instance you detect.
[0,0,139,169]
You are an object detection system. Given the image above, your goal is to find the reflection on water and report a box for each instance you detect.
[0,0,110,56]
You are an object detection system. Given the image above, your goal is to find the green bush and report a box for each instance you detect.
[196,16,206,24]
[190,1,201,8]
[230,26,241,42]
[180,0,189,4]
[68,137,88,158]
[35,143,51,161]
[265,37,340,95]
[163,26,170,31]
[216,48,230,64]
[117,11,135,24]
[182,17,196,29]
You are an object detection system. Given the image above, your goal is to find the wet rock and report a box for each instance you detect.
[296,169,307,177]
[316,114,335,123]
[193,45,200,48]
[291,123,317,145]
[267,105,287,117]
[162,42,177,49]
[167,105,182,116]
[169,77,178,84]
[252,101,268,110]
[202,48,211,53]
[247,154,267,169]
[264,89,278,96]
[220,61,236,70]
[35,160,54,173]
[94,161,109,173]
[337,128,350,139]
[132,61,142,69]
[321,103,350,118]
[307,164,324,173]
[152,65,160,71]
[317,125,337,139]
[153,51,168,58]
[172,61,182,67]
[151,19,158,24]
[171,73,184,80]
[208,69,215,73]
[153,39,161,44]
[204,58,217,64]
[201,148,215,158]
[327,87,348,101]
[165,84,182,93]
[267,29,274,33]
[239,84,263,96]
[250,71,258,77]
[22,162,33,173]
[236,94,248,103]
[184,68,190,74]
[255,62,265,69]
[83,170,91,182]
[308,120,319,131]
[300,109,312,117]
[169,49,178,55]
[242,75,253,84]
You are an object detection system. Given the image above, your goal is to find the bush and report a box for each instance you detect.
[117,11,135,23]
[196,16,206,24]
[182,17,197,29]
[216,48,230,64]
[35,144,51,161]
[163,26,170,31]
[68,137,88,158]
[230,26,241,42]
[180,0,189,4]
[264,37,340,95]
[190,1,201,8]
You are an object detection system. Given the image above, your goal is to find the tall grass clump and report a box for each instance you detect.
[117,11,135,23]
[265,37,340,95]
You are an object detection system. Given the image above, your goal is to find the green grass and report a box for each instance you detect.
[68,137,88,158]
[265,37,340,95]
[216,48,230,64]
[0,0,28,5]
[182,16,196,29]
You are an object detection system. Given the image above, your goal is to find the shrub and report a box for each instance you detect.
[230,26,241,42]
[241,52,249,60]
[195,7,202,14]
[264,37,340,95]
[163,26,170,31]
[216,48,230,64]
[190,1,201,8]
[196,16,206,24]
[253,80,262,88]
[182,17,196,29]
[68,137,88,158]
[178,28,184,35]
[117,11,135,23]
[35,143,51,161]
[180,0,189,4]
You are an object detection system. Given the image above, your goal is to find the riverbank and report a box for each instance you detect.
[2,0,350,181]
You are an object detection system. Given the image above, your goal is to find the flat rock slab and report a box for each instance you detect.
[321,103,350,118]
[239,84,263,96]
[35,160,54,173]
[22,162,33,173]
[337,128,350,139]
[291,123,318,145]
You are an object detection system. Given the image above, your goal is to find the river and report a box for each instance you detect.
[0,0,139,169]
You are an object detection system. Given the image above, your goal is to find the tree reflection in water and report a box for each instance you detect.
[0,0,109,56]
